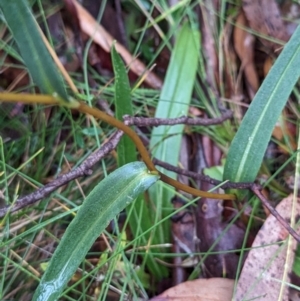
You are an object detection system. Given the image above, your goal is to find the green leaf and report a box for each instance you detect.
[224,25,300,184]
[111,44,163,280]
[149,22,200,244]
[32,162,159,301]
[0,0,70,102]
[111,44,136,166]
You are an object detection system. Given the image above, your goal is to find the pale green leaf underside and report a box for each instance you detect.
[148,22,200,248]
[150,23,200,172]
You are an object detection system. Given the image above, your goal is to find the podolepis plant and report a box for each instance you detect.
[1,1,300,300]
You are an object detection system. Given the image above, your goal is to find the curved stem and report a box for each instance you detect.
[78,102,236,201]
[0,93,236,201]
[78,102,156,171]
[159,174,236,200]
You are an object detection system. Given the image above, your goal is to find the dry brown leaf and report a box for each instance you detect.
[234,11,259,99]
[235,195,300,301]
[70,0,163,89]
[149,278,234,301]
[242,0,289,52]
[222,16,245,121]
[200,1,219,90]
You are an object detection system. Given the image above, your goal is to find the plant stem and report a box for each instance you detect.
[0,93,61,105]
[78,102,236,200]
[0,92,236,200]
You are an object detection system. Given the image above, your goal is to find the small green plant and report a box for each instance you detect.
[1,1,300,300]
[0,1,234,299]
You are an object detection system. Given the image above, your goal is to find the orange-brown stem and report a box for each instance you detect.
[78,102,236,201]
[0,93,236,201]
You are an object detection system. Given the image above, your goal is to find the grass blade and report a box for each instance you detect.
[32,162,159,301]
[0,0,69,102]
[224,26,300,184]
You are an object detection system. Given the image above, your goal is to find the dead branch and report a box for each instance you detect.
[0,130,124,217]
[124,108,232,127]
[153,158,255,190]
[251,185,300,242]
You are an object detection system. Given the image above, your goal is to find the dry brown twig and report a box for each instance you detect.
[154,158,300,242]
[123,108,233,127]
[0,130,123,217]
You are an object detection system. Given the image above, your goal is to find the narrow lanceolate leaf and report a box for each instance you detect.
[32,162,159,301]
[224,26,300,184]
[111,45,162,280]
[111,44,136,166]
[0,0,69,102]
[149,22,200,246]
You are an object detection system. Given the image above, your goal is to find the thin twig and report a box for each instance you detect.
[154,158,300,243]
[153,158,256,190]
[0,131,124,218]
[252,185,300,243]
[78,102,236,200]
[123,109,233,127]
